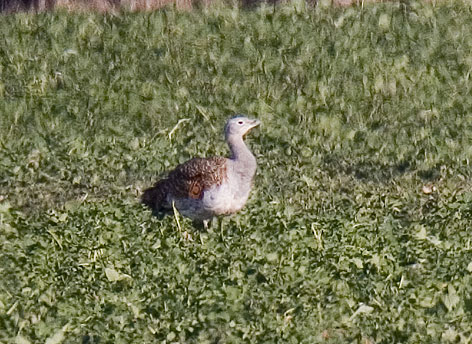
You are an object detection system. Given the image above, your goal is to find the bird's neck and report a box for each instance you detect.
[226,134,257,173]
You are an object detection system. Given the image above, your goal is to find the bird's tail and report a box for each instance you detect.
[141,180,168,212]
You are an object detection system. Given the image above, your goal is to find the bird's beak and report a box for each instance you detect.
[243,119,261,138]
[250,119,261,128]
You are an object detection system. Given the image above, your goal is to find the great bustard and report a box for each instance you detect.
[142,115,260,228]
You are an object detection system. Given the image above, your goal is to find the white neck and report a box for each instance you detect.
[227,135,256,165]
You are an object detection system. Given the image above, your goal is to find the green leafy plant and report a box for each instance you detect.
[1,2,472,342]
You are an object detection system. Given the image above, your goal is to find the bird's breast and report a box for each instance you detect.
[202,181,251,215]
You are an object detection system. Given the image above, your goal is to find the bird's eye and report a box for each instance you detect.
[238,121,244,125]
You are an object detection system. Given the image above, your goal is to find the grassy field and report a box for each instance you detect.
[1,1,472,342]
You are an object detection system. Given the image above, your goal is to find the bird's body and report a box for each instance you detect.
[142,116,260,226]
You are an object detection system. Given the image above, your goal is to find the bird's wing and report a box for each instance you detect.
[167,157,228,199]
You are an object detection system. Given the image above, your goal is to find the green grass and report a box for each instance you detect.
[2,1,472,342]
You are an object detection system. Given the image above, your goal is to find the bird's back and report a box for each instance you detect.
[141,156,228,217]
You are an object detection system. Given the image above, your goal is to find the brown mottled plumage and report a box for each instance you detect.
[142,116,260,226]
[142,157,227,210]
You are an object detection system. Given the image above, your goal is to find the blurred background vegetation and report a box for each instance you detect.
[0,0,392,12]
[1,0,267,12]
[2,0,472,343]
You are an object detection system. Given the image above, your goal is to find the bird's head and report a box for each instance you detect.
[224,115,261,139]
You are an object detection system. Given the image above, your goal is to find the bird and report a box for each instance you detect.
[142,115,261,228]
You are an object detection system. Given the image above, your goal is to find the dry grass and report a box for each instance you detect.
[55,0,196,11]
[1,0,206,12]
[2,0,414,12]
[55,0,228,11]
